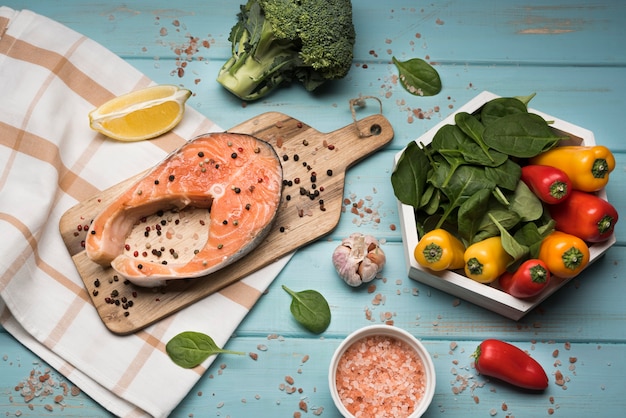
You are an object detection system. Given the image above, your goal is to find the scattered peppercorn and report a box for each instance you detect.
[168,175,175,181]
[231,152,238,159]
[327,169,333,176]
[198,151,204,157]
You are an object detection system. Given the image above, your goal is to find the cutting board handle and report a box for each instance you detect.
[323,113,394,171]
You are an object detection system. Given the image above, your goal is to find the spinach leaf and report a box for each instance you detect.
[282,285,331,334]
[474,204,521,244]
[431,124,507,169]
[435,165,496,229]
[430,126,471,187]
[166,331,245,369]
[421,186,442,215]
[454,112,493,162]
[483,112,563,158]
[489,213,529,266]
[392,57,442,96]
[514,221,553,259]
[391,141,429,208]
[457,188,491,244]
[484,159,521,191]
[508,180,544,222]
[480,97,528,126]
[514,92,537,106]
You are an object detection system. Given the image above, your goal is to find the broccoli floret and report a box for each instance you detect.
[217,0,356,101]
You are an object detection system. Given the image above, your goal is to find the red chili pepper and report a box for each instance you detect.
[472,339,548,390]
[499,259,551,298]
[548,190,619,242]
[520,164,572,204]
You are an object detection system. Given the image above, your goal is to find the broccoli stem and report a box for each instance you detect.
[217,12,300,100]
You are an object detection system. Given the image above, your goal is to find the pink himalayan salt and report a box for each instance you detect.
[336,335,426,418]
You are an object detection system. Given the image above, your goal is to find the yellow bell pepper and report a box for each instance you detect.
[464,236,513,284]
[414,229,466,271]
[530,145,615,192]
[538,231,590,279]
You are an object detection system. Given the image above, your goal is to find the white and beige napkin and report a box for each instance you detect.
[0,7,291,417]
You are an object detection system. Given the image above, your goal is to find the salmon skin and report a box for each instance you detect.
[85,132,283,287]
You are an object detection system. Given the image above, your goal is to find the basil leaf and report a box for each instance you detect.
[166,331,244,368]
[282,285,331,334]
[483,113,563,158]
[392,57,442,96]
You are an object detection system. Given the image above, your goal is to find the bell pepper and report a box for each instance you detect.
[414,228,466,271]
[520,164,572,204]
[530,145,615,192]
[499,259,550,298]
[473,339,549,390]
[464,236,513,284]
[538,231,589,279]
[548,190,618,243]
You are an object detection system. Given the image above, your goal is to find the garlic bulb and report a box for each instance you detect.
[332,233,386,287]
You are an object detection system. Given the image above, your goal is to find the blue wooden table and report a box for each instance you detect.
[2,1,625,417]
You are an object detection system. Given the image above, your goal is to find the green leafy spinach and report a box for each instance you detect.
[391,93,567,252]
[392,57,442,97]
[166,331,245,369]
[282,285,331,334]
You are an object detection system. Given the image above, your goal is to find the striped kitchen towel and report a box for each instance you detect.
[0,7,291,417]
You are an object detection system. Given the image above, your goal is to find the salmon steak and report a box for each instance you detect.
[85,132,283,287]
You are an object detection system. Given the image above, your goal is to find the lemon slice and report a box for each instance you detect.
[89,85,192,141]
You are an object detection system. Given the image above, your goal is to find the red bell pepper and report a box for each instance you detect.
[520,164,572,204]
[499,259,550,298]
[548,190,618,242]
[472,339,548,390]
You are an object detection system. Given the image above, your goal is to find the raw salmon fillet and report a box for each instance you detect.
[85,132,283,287]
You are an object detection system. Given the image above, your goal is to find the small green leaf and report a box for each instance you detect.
[483,113,564,158]
[282,285,331,334]
[488,213,529,266]
[392,141,429,208]
[166,331,244,369]
[392,57,442,96]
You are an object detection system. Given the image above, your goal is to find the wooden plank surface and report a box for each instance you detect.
[2,1,626,417]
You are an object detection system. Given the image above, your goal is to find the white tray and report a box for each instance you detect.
[395,91,616,320]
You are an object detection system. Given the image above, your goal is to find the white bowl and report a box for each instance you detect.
[328,325,436,418]
[395,91,616,320]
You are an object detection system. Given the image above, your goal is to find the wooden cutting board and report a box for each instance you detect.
[59,112,393,334]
